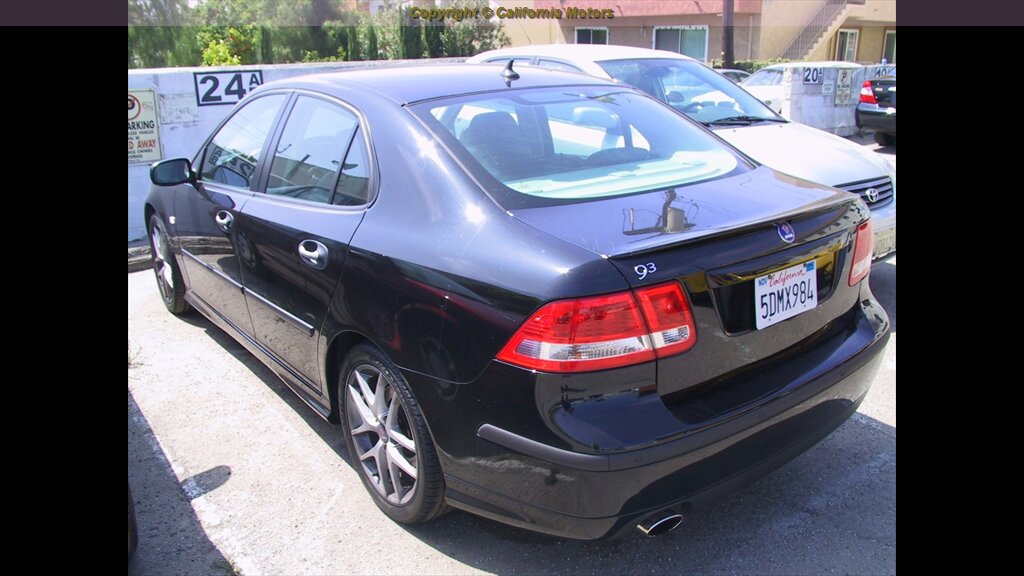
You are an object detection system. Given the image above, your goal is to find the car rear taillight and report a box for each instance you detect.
[859,80,877,104]
[497,282,695,373]
[848,220,874,286]
[635,282,697,357]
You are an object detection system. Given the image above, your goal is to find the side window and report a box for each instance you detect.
[333,127,370,206]
[485,57,534,68]
[744,69,781,86]
[537,59,582,73]
[267,96,361,205]
[201,94,286,188]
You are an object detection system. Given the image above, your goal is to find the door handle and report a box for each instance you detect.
[298,240,328,270]
[215,210,234,233]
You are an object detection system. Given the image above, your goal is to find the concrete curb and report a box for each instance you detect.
[129,246,151,273]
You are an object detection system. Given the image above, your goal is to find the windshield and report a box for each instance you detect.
[412,86,750,209]
[597,58,781,124]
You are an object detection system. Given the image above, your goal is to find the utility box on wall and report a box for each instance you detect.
[781,62,865,137]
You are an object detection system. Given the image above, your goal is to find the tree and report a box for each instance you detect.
[424,22,444,58]
[439,1,509,57]
[128,0,200,67]
[365,22,379,60]
[127,0,507,68]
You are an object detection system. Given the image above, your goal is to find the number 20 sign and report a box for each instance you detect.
[193,71,264,106]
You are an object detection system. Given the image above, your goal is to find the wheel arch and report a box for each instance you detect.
[143,202,156,233]
[324,330,370,423]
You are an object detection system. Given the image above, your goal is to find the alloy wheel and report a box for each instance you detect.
[151,224,174,301]
[345,365,419,505]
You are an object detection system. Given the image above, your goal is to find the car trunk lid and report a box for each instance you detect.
[871,77,896,108]
[511,166,869,398]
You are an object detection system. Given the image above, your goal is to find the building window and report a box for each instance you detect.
[835,29,859,62]
[883,31,896,64]
[576,28,608,44]
[653,26,708,62]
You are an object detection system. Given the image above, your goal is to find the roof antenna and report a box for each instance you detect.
[501,60,520,87]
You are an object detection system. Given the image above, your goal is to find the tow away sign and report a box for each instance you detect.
[128,90,162,164]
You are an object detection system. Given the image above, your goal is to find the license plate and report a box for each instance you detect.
[873,228,896,259]
[755,260,818,330]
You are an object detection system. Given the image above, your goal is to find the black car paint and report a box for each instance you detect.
[856,76,896,139]
[146,65,888,539]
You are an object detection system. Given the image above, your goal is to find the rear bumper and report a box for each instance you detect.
[433,298,889,540]
[856,104,896,135]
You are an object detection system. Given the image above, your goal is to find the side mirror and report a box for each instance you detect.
[151,158,195,186]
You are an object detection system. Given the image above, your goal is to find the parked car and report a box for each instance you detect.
[469,46,895,259]
[146,65,889,540]
[717,68,751,83]
[739,65,786,114]
[856,75,896,146]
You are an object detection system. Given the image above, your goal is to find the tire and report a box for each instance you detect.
[149,214,188,314]
[874,131,896,147]
[339,343,447,524]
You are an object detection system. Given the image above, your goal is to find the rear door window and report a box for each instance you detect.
[537,59,583,73]
[266,96,369,205]
[743,69,783,86]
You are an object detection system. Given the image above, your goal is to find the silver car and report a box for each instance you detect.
[467,45,895,259]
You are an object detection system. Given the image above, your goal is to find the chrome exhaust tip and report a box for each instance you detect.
[636,512,683,536]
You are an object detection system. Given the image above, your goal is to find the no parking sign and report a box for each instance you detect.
[128,89,163,164]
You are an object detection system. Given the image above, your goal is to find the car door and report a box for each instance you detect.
[236,94,372,391]
[175,93,288,333]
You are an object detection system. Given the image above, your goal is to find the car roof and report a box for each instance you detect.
[757,61,864,71]
[469,44,697,64]
[254,63,617,105]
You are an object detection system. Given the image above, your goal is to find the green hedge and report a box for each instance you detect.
[711,58,791,73]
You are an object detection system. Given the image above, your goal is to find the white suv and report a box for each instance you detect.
[468,45,895,259]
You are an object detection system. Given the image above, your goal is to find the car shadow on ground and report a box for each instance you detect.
[173,313,353,460]
[172,305,895,575]
[391,412,895,575]
[128,392,236,576]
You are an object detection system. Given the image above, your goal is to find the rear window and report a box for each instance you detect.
[412,86,748,209]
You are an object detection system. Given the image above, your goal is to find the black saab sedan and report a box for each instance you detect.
[146,64,888,540]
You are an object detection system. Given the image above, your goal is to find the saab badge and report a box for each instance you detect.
[777,221,796,244]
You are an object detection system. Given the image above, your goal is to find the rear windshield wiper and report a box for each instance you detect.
[705,116,786,126]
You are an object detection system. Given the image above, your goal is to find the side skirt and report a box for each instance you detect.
[184,290,334,421]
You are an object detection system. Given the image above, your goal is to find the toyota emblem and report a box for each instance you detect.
[865,187,879,203]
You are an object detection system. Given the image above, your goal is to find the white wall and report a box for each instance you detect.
[127,59,462,243]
